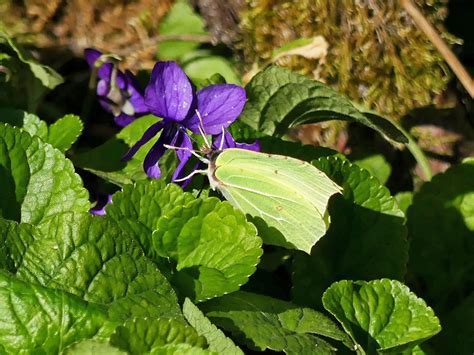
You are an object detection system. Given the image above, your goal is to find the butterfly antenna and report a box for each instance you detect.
[173,169,208,183]
[195,109,211,150]
[219,126,226,151]
[163,144,210,164]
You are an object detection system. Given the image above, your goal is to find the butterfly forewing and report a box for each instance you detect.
[212,148,342,253]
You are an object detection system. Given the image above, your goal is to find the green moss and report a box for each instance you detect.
[239,0,457,118]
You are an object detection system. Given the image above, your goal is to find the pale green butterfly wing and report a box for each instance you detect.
[209,148,342,253]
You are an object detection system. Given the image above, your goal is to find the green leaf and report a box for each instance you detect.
[0,108,48,139]
[183,298,243,355]
[394,192,413,216]
[46,114,83,152]
[228,121,339,161]
[110,318,208,354]
[407,158,474,315]
[153,196,263,302]
[0,124,89,224]
[0,219,35,273]
[183,55,240,85]
[353,154,391,185]
[73,115,169,186]
[240,66,407,143]
[0,110,83,152]
[292,156,407,309]
[201,291,352,353]
[14,212,182,321]
[0,31,64,110]
[116,114,161,146]
[0,31,63,89]
[158,0,208,60]
[106,180,195,260]
[227,119,266,141]
[0,270,117,353]
[64,340,126,354]
[322,279,441,354]
[73,138,132,185]
[107,180,263,302]
[259,137,339,161]
[431,293,474,355]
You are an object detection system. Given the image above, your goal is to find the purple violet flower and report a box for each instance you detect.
[213,131,260,152]
[123,61,246,181]
[84,48,148,127]
[89,194,113,216]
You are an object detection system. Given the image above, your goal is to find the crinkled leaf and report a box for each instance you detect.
[0,109,82,152]
[240,66,406,142]
[46,114,83,152]
[153,196,263,302]
[0,124,89,224]
[322,279,441,353]
[0,108,48,139]
[407,158,474,315]
[292,156,407,309]
[107,180,263,302]
[110,318,208,354]
[149,343,213,354]
[14,212,182,321]
[183,298,243,355]
[158,0,208,60]
[106,180,195,260]
[0,218,34,273]
[0,270,117,354]
[201,291,352,354]
[64,340,125,354]
[353,154,391,185]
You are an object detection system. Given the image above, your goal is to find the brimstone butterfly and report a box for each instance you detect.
[206,148,342,254]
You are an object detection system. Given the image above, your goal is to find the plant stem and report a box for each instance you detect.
[401,0,474,98]
[393,121,433,181]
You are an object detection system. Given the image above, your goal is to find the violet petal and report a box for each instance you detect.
[125,70,147,114]
[235,140,261,152]
[84,48,113,81]
[178,161,203,189]
[89,194,113,216]
[115,70,127,90]
[97,79,109,96]
[186,84,246,135]
[145,61,195,121]
[114,113,136,127]
[143,128,177,179]
[84,48,101,68]
[213,130,236,150]
[122,121,165,161]
[171,130,193,181]
[98,97,113,114]
[213,131,260,152]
